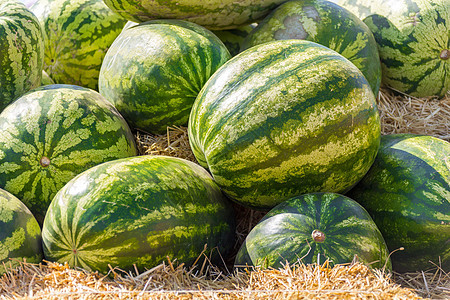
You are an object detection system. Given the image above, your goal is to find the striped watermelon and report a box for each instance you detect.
[42,155,236,274]
[102,0,286,30]
[41,70,54,86]
[0,0,44,111]
[213,24,257,57]
[241,0,382,95]
[189,40,381,209]
[30,0,127,90]
[0,84,137,223]
[347,134,450,272]
[0,188,42,274]
[330,0,449,98]
[235,193,391,270]
[99,20,231,134]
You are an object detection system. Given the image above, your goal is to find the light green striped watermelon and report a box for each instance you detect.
[0,84,137,224]
[99,20,231,134]
[0,0,44,111]
[213,24,257,57]
[235,193,391,270]
[347,134,450,272]
[0,188,42,274]
[42,155,236,274]
[102,0,287,30]
[189,40,381,209]
[330,0,449,98]
[241,0,382,96]
[30,0,127,90]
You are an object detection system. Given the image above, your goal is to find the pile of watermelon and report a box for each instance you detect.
[0,0,448,276]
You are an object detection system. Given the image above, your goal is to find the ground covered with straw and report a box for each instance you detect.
[1,88,448,299]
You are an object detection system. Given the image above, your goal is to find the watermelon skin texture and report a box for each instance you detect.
[330,0,449,98]
[235,193,391,270]
[0,0,44,111]
[102,0,286,30]
[0,188,42,274]
[30,0,127,90]
[347,134,450,272]
[42,155,236,274]
[241,0,382,96]
[99,20,231,134]
[189,40,381,209]
[213,24,256,57]
[0,84,137,224]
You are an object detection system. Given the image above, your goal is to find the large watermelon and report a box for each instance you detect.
[0,188,42,274]
[235,193,391,270]
[102,0,287,30]
[330,0,449,98]
[0,0,44,111]
[189,40,381,209]
[347,134,450,272]
[99,20,231,134]
[0,84,137,223]
[30,0,127,90]
[241,0,382,95]
[42,155,236,274]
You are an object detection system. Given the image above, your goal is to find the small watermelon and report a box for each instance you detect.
[347,134,450,272]
[0,188,42,274]
[235,192,391,270]
[42,155,236,274]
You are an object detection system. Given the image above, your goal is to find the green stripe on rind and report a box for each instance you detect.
[347,134,450,272]
[241,0,381,95]
[0,188,42,274]
[0,0,44,111]
[42,155,235,274]
[213,24,256,57]
[30,0,127,90]
[235,193,391,270]
[99,20,231,134]
[0,84,137,223]
[189,40,380,209]
[102,0,286,30]
[330,0,449,98]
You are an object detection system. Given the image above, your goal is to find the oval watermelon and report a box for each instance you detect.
[42,155,236,274]
[346,134,450,272]
[235,192,391,270]
[99,19,231,134]
[241,0,382,96]
[30,0,127,90]
[0,0,44,111]
[189,39,381,209]
[0,188,42,274]
[0,84,137,223]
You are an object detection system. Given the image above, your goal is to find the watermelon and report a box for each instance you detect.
[30,0,127,90]
[42,155,236,274]
[41,70,54,86]
[235,193,391,270]
[0,188,42,274]
[188,40,381,209]
[102,0,287,30]
[241,0,382,95]
[213,24,257,57]
[347,134,450,272]
[99,20,231,134]
[330,0,449,98]
[0,0,44,111]
[0,84,137,223]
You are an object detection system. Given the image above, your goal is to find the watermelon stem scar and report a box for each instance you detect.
[440,49,449,60]
[40,156,51,167]
[312,229,326,243]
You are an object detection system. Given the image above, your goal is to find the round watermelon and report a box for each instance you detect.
[347,134,450,272]
[0,0,44,111]
[0,188,42,274]
[0,84,137,223]
[235,192,391,270]
[189,39,381,209]
[30,0,127,90]
[99,19,231,134]
[241,0,382,96]
[330,0,449,98]
[42,155,236,274]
